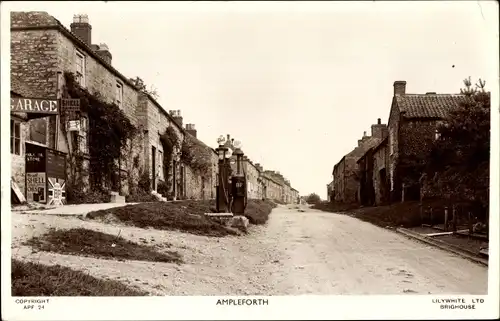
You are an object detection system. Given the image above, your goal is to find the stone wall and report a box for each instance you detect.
[243,158,261,199]
[10,115,29,195]
[372,140,389,205]
[10,11,145,196]
[387,99,401,201]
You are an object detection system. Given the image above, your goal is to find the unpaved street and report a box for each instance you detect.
[12,205,488,295]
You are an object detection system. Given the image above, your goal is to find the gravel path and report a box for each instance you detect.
[11,205,488,295]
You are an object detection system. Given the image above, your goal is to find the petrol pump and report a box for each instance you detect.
[230,140,247,214]
[215,135,231,213]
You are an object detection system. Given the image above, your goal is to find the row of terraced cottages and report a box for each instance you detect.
[328,81,469,206]
[10,11,300,205]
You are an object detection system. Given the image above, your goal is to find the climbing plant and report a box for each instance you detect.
[181,134,212,175]
[63,72,136,196]
[159,126,181,192]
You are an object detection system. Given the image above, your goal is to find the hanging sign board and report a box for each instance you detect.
[61,98,80,111]
[11,97,59,114]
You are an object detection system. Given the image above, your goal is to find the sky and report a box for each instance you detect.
[3,1,499,199]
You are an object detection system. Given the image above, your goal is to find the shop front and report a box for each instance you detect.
[10,94,67,206]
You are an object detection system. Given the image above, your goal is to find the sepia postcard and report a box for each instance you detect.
[1,1,499,320]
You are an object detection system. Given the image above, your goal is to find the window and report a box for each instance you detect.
[435,129,441,140]
[28,118,47,145]
[79,116,89,154]
[75,51,86,87]
[116,82,123,108]
[158,150,163,179]
[11,119,21,155]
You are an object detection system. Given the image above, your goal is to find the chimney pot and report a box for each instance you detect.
[377,118,381,125]
[70,14,92,45]
[393,80,406,96]
[95,43,112,65]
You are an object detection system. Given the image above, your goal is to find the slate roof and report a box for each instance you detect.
[395,94,470,119]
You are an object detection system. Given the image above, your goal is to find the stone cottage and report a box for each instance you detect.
[386,81,469,202]
[10,11,217,203]
[356,118,388,206]
[332,119,387,204]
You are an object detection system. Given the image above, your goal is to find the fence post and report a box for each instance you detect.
[429,207,433,227]
[444,206,449,232]
[419,203,423,226]
[452,205,457,233]
[468,211,473,235]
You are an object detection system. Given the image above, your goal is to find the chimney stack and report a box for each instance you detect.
[95,43,112,65]
[169,110,183,127]
[186,124,197,138]
[371,118,388,139]
[394,81,406,96]
[70,14,92,46]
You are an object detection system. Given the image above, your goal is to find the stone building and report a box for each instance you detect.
[11,11,144,202]
[242,156,262,199]
[356,118,388,206]
[386,81,469,202]
[326,181,334,202]
[371,137,389,205]
[332,119,387,204]
[10,11,217,203]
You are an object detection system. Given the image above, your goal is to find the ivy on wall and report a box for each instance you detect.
[63,72,136,200]
[159,126,181,195]
[181,134,212,175]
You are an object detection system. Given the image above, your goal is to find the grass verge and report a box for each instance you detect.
[12,259,147,296]
[86,199,278,235]
[87,200,237,237]
[25,228,182,263]
[314,201,423,228]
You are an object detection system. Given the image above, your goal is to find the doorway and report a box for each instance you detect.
[151,146,156,191]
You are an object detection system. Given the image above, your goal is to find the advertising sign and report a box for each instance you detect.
[48,177,66,206]
[26,172,46,203]
[11,97,58,114]
[67,120,81,132]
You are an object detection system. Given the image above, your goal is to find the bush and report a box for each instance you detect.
[137,171,151,193]
[244,199,277,225]
[305,193,321,204]
[125,189,158,203]
[66,184,110,204]
[12,259,147,296]
[157,180,169,197]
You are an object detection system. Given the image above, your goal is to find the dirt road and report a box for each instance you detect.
[12,205,488,295]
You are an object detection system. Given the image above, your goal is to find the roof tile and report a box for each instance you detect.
[396,94,469,119]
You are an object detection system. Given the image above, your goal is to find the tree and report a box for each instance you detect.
[305,193,321,204]
[129,76,160,100]
[424,77,490,211]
